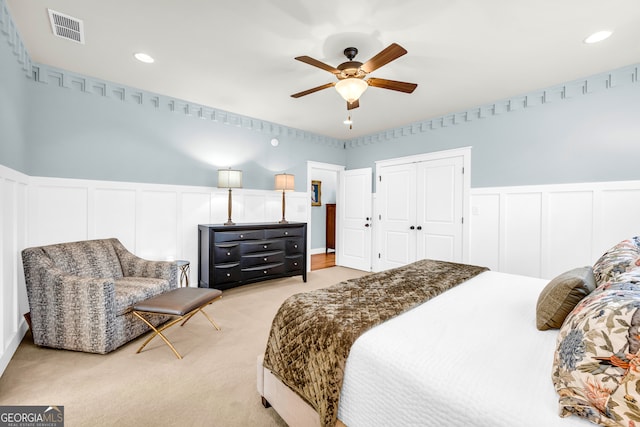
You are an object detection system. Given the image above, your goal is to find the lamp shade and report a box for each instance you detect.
[335,78,368,103]
[217,169,242,188]
[274,173,295,191]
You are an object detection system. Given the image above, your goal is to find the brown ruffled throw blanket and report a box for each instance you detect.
[262,259,489,427]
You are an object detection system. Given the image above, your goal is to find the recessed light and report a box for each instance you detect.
[584,30,612,44]
[134,52,154,63]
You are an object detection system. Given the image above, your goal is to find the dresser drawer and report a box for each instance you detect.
[241,239,285,255]
[242,263,285,281]
[213,263,241,284]
[214,229,263,243]
[241,251,284,267]
[264,227,304,239]
[286,255,304,272]
[213,243,240,262]
[285,238,304,254]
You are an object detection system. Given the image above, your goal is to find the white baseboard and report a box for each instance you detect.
[0,320,28,376]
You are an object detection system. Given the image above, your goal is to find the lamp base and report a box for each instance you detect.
[224,220,235,226]
[278,219,289,224]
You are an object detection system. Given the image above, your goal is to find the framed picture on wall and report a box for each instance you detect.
[311,180,321,206]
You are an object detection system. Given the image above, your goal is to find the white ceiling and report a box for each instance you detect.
[7,0,640,139]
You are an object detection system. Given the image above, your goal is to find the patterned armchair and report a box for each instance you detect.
[22,238,178,354]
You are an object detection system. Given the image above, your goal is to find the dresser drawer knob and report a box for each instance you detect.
[226,273,231,277]
[294,244,298,248]
[240,234,244,238]
[285,231,288,235]
[264,257,268,261]
[294,262,298,266]
[263,270,267,274]
[263,245,268,249]
[227,252,231,256]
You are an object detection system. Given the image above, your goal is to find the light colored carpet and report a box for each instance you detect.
[0,266,367,427]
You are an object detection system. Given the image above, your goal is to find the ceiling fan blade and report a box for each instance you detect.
[291,82,336,98]
[360,43,408,74]
[295,56,340,74]
[367,77,417,94]
[347,99,360,110]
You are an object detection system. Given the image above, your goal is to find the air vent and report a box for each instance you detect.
[47,9,85,44]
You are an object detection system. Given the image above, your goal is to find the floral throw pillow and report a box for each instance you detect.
[592,237,640,286]
[553,286,640,426]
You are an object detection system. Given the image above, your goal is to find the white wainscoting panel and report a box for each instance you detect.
[468,194,500,271]
[137,190,179,261]
[0,165,29,378]
[599,189,640,256]
[470,181,640,279]
[29,184,89,246]
[545,191,594,277]
[93,188,137,250]
[180,192,212,285]
[244,192,268,223]
[503,193,542,277]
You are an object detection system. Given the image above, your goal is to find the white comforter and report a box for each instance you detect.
[337,271,592,427]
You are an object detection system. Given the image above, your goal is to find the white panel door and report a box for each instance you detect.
[416,156,463,262]
[378,164,416,270]
[338,168,372,271]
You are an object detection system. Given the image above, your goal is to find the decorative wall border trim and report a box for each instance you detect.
[0,0,32,77]
[3,0,638,153]
[29,64,344,149]
[344,63,640,149]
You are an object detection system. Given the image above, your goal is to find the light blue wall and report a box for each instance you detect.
[23,66,346,190]
[345,67,640,189]
[0,16,29,173]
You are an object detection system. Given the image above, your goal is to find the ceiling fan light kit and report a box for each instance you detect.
[335,78,368,103]
[291,43,417,111]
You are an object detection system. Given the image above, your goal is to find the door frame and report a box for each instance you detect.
[306,161,346,272]
[374,146,472,271]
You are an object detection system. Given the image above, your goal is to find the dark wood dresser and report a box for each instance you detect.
[326,203,336,253]
[198,222,307,290]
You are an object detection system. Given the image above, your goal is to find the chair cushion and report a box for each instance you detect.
[114,277,173,315]
[42,239,124,279]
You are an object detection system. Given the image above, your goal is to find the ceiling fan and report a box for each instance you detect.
[291,43,418,110]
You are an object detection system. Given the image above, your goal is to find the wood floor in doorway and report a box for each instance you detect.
[311,252,335,271]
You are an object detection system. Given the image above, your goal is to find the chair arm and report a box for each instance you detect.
[110,239,177,287]
[23,261,116,353]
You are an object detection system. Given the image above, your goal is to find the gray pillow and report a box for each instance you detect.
[536,266,596,330]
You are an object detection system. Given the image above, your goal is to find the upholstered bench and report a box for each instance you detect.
[132,287,222,359]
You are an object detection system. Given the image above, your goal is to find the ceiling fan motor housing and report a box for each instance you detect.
[338,47,365,79]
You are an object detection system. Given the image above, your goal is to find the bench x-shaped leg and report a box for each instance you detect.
[133,297,222,359]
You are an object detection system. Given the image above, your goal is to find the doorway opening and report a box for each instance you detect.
[306,161,343,271]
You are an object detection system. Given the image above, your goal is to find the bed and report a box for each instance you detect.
[257,238,640,427]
